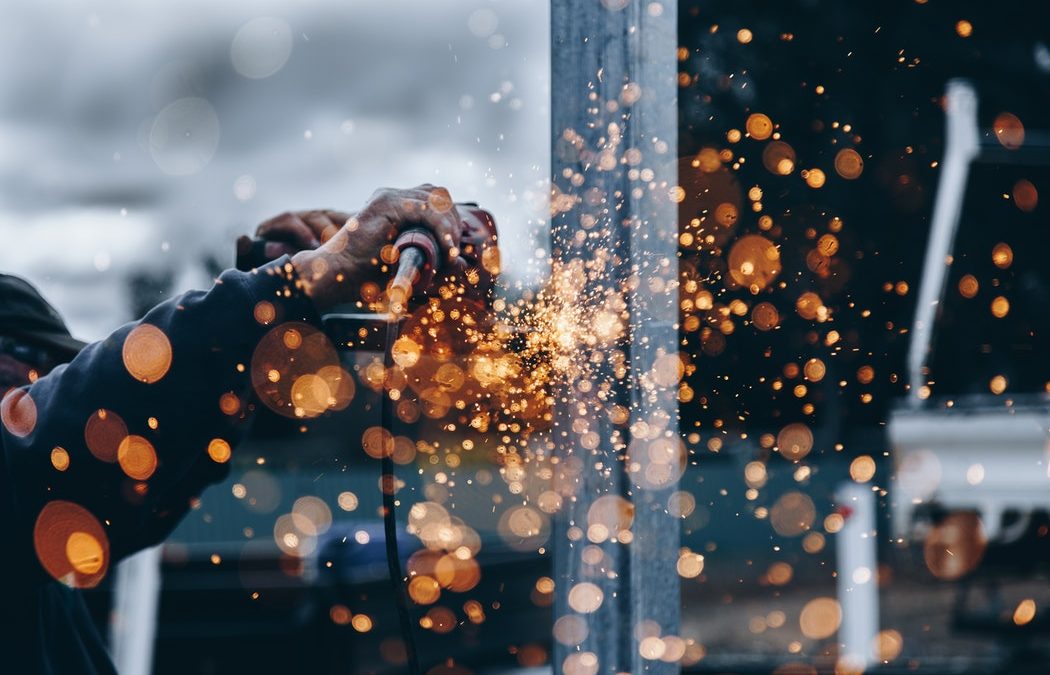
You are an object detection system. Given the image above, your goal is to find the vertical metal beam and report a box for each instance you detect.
[551,1,679,672]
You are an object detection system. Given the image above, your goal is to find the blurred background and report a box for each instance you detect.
[0,0,550,340]
[673,1,1050,673]
[5,0,1050,674]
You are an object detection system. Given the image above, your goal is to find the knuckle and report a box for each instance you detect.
[305,211,327,226]
[273,211,300,228]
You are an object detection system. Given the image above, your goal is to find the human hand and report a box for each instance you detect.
[240,209,351,266]
[289,185,463,312]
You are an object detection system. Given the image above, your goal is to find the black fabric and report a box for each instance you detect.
[0,257,321,673]
[3,584,118,675]
[0,274,86,358]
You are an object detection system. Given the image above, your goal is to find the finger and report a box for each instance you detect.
[423,185,455,215]
[392,198,461,262]
[362,188,461,259]
[255,212,320,249]
[303,210,349,244]
[403,186,463,255]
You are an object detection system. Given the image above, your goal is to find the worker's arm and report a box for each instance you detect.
[0,259,317,582]
[0,185,461,586]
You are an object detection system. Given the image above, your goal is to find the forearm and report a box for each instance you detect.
[1,257,322,582]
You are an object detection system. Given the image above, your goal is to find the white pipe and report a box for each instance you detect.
[110,546,163,675]
[906,79,980,404]
[835,482,879,672]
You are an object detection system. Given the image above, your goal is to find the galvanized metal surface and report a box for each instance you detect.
[551,1,680,672]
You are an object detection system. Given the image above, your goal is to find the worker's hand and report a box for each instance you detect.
[290,185,463,312]
[251,209,351,261]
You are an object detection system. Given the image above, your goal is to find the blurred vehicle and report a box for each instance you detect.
[890,80,1050,649]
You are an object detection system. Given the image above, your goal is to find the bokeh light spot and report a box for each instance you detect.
[117,435,158,480]
[84,409,128,463]
[122,324,172,383]
[207,438,232,464]
[567,582,604,613]
[51,446,70,472]
[34,500,109,588]
[799,597,841,639]
[1,388,37,437]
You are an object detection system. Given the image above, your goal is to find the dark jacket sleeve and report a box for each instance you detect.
[0,257,321,585]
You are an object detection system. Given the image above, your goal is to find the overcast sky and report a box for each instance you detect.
[0,0,550,340]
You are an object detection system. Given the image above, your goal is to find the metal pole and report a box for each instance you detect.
[551,1,679,672]
[835,483,879,673]
[906,80,979,404]
[110,545,163,675]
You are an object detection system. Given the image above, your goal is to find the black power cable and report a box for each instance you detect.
[239,229,448,673]
[380,317,421,675]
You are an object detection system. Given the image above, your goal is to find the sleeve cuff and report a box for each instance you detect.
[237,255,324,328]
